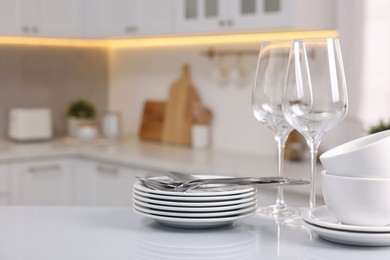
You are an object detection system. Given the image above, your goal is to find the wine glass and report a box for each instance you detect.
[282,38,348,209]
[252,40,299,218]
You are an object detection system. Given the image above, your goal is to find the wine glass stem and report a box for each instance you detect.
[274,136,288,210]
[308,141,320,209]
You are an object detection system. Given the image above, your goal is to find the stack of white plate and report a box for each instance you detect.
[133,175,257,228]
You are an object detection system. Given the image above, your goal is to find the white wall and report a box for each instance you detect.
[360,0,390,128]
[319,0,390,151]
[108,44,277,156]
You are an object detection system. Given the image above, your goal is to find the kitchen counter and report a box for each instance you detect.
[0,138,323,202]
[0,205,388,259]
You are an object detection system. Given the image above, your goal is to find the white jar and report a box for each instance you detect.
[101,112,121,139]
[75,124,98,140]
[191,124,210,149]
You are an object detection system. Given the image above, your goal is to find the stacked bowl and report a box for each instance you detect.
[319,130,390,227]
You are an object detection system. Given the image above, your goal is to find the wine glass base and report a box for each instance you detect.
[283,216,304,228]
[256,204,300,220]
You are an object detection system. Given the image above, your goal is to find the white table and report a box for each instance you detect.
[0,206,389,259]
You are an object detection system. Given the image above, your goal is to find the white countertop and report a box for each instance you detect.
[0,138,323,199]
[0,205,389,259]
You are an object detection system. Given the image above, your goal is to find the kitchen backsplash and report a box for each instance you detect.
[0,45,108,138]
[108,44,364,156]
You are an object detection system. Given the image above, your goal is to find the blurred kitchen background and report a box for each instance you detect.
[0,0,387,155]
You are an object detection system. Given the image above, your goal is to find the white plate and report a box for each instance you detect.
[303,221,390,246]
[135,175,255,196]
[133,208,255,228]
[133,196,256,212]
[133,193,257,207]
[133,187,256,202]
[133,202,256,218]
[303,206,390,233]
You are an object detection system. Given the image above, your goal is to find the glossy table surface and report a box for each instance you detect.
[1,206,390,259]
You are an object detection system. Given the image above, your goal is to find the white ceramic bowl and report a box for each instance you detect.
[322,170,390,226]
[319,130,390,177]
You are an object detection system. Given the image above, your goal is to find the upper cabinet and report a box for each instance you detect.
[85,0,174,38]
[0,0,83,37]
[0,0,334,39]
[174,0,335,34]
[0,0,23,35]
[31,0,83,37]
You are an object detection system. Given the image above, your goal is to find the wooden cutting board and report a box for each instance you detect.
[139,100,166,141]
[162,65,199,145]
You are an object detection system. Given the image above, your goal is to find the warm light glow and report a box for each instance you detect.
[0,36,107,48]
[108,30,338,48]
[0,30,338,48]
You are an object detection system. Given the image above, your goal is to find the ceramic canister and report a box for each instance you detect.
[101,112,121,139]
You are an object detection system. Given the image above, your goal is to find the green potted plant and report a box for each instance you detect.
[368,120,390,134]
[66,99,97,137]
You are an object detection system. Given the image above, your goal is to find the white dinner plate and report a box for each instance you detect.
[303,221,390,246]
[133,193,257,207]
[135,175,255,197]
[133,202,256,218]
[133,208,255,228]
[133,187,256,202]
[303,206,390,233]
[133,196,256,212]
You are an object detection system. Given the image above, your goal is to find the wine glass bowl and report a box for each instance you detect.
[283,38,348,209]
[252,42,293,138]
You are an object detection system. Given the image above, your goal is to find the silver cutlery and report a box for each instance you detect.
[137,176,309,192]
[164,171,198,182]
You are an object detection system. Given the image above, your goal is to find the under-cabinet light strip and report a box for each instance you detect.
[0,36,107,47]
[108,30,338,48]
[0,30,338,48]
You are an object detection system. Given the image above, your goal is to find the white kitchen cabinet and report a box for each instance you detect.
[85,0,174,38]
[0,163,11,205]
[174,0,227,33]
[0,0,83,37]
[174,0,335,34]
[0,0,24,35]
[75,159,156,206]
[30,0,83,37]
[10,158,75,205]
[136,0,174,35]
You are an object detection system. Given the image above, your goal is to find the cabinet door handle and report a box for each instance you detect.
[96,165,119,175]
[124,26,137,33]
[31,26,39,34]
[227,20,233,26]
[28,164,61,173]
[22,25,30,33]
[219,20,225,27]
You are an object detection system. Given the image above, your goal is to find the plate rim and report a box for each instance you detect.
[133,207,255,223]
[133,187,257,202]
[133,197,256,212]
[133,193,257,207]
[303,205,390,233]
[133,202,257,218]
[303,221,390,246]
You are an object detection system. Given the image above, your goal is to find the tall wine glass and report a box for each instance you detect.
[252,41,299,218]
[282,38,348,209]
